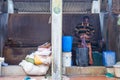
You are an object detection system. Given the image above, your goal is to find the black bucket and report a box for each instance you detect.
[76,48,89,66]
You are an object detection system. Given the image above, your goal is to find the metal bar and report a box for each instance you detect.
[52,0,62,80]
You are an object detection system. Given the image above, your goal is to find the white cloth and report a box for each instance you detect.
[19,60,49,75]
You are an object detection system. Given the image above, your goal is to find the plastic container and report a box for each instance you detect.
[103,51,116,67]
[113,65,120,77]
[92,51,103,66]
[62,52,72,67]
[62,36,73,52]
[76,48,88,66]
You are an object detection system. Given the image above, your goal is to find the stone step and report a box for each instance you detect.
[0,76,46,80]
[0,65,118,80]
[0,75,117,80]
[67,75,116,80]
[65,66,106,76]
[1,65,114,76]
[1,65,26,76]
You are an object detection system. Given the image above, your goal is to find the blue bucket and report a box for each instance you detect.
[62,36,73,52]
[103,51,116,67]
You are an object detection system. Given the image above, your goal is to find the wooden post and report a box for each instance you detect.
[52,0,62,80]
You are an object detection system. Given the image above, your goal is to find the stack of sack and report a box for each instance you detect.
[19,42,52,75]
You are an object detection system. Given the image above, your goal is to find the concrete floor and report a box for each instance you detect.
[0,66,118,80]
[0,76,46,80]
[69,76,117,80]
[0,76,117,80]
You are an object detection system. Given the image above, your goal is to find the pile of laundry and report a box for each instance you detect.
[19,42,52,75]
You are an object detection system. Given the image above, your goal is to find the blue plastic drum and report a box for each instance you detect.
[103,51,116,67]
[62,36,73,52]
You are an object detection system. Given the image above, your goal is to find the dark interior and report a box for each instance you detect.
[2,14,102,65]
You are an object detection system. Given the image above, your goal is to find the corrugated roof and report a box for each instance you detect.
[13,0,92,2]
[13,0,92,13]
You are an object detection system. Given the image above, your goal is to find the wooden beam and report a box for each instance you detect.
[52,0,62,80]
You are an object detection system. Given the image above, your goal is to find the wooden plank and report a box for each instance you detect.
[52,0,62,80]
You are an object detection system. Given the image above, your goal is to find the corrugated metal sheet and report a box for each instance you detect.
[14,2,50,13]
[13,0,93,13]
[63,2,91,13]
[7,14,51,46]
[13,0,50,13]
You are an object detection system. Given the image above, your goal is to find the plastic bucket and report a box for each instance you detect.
[103,51,116,67]
[62,52,72,67]
[76,48,88,66]
[92,51,103,66]
[62,36,73,52]
[113,65,120,77]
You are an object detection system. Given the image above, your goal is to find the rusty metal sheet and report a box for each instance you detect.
[3,46,37,65]
[8,14,51,46]
[7,14,101,48]
[13,0,91,1]
[5,14,102,65]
